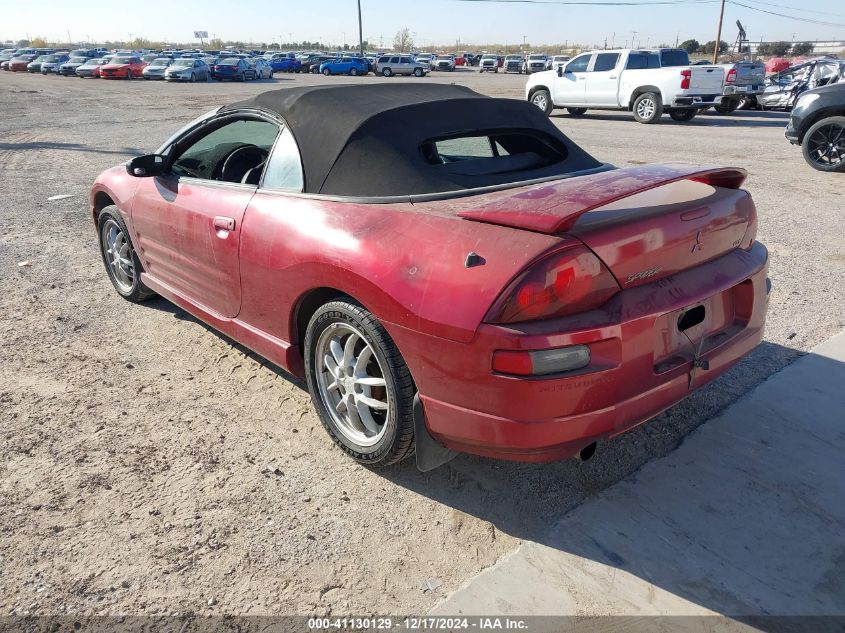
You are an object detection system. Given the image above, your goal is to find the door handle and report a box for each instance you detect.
[609,75,617,79]
[213,216,236,231]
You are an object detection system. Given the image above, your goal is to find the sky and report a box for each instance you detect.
[0,0,842,49]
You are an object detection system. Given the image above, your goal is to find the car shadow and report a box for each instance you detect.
[0,141,143,156]
[135,296,843,616]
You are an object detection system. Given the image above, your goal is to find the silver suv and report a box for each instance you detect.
[376,55,427,77]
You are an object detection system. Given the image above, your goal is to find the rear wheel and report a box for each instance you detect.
[304,300,416,467]
[97,208,155,303]
[669,109,697,122]
[349,67,358,76]
[530,89,553,115]
[802,116,845,172]
[566,107,587,116]
[632,92,663,124]
[713,100,738,114]
[382,67,392,77]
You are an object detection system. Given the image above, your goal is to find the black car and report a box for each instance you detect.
[785,82,845,172]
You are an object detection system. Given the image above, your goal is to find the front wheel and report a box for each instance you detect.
[802,116,845,172]
[632,92,663,123]
[304,300,416,467]
[97,208,156,303]
[566,107,587,116]
[669,109,697,122]
[382,67,392,77]
[349,67,358,76]
[530,89,553,115]
[414,67,423,77]
[323,68,331,76]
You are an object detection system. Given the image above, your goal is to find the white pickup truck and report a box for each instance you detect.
[526,48,726,123]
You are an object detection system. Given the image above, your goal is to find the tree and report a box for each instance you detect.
[791,41,814,56]
[679,39,700,54]
[30,36,49,48]
[701,40,728,54]
[16,39,30,47]
[757,41,791,56]
[393,28,413,53]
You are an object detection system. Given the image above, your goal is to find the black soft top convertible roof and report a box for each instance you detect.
[223,84,601,197]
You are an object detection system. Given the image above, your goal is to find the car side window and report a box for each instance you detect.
[626,53,659,70]
[171,118,280,184]
[565,55,590,73]
[262,127,304,192]
[378,56,389,63]
[390,57,400,64]
[401,57,411,64]
[592,53,619,72]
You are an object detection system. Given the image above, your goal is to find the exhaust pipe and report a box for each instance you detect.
[578,442,597,462]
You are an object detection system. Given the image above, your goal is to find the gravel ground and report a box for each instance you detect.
[1,68,842,617]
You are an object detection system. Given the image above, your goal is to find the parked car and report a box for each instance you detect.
[455,56,466,67]
[58,56,89,76]
[526,48,725,123]
[250,57,274,79]
[165,58,210,82]
[784,83,845,172]
[302,55,335,74]
[213,57,257,81]
[415,53,434,69]
[376,55,427,77]
[92,84,769,469]
[525,54,551,74]
[100,55,147,79]
[760,58,845,111]
[712,61,766,113]
[504,55,524,74]
[551,55,571,72]
[27,54,50,73]
[320,57,368,76]
[8,54,37,72]
[478,54,502,72]
[40,53,70,74]
[0,49,17,68]
[433,55,456,72]
[76,56,111,78]
[142,57,174,79]
[268,54,301,73]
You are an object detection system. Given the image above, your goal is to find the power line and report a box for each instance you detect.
[733,0,845,19]
[727,0,845,28]
[451,0,717,5]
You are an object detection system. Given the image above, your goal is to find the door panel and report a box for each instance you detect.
[131,176,253,318]
[585,52,621,106]
[553,54,591,105]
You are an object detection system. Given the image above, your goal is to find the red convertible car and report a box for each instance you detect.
[90,85,770,470]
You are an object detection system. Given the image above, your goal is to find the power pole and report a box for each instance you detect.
[713,0,725,63]
[357,0,364,56]
[631,31,637,48]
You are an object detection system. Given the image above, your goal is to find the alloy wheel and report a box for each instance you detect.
[532,93,548,111]
[101,219,135,293]
[314,322,390,447]
[806,123,845,169]
[636,97,656,120]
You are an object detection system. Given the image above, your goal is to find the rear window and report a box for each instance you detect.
[660,49,690,67]
[420,131,568,176]
[626,53,660,70]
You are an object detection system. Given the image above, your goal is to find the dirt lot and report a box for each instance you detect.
[1,68,843,617]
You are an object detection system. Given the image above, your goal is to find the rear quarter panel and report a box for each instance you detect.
[237,193,569,345]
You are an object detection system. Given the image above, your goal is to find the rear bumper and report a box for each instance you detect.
[723,85,763,97]
[388,243,769,462]
[672,94,725,108]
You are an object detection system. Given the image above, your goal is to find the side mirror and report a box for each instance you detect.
[557,66,564,77]
[126,154,166,178]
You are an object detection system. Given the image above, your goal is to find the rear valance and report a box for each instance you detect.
[457,164,747,234]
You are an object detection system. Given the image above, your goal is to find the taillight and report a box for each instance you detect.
[484,246,620,324]
[726,68,736,83]
[680,69,691,90]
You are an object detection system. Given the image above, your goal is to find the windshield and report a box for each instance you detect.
[111,56,133,64]
[529,55,546,60]
[17,55,37,61]
[34,55,49,62]
[554,56,569,61]
[68,57,87,63]
[220,58,240,65]
[171,59,192,66]
[506,56,521,60]
[44,55,61,62]
[152,58,172,65]
[482,55,497,59]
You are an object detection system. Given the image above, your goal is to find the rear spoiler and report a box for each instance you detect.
[457,164,748,234]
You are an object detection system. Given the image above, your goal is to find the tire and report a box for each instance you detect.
[189,72,195,83]
[669,109,697,122]
[566,107,587,116]
[239,72,245,82]
[349,67,358,76]
[126,70,132,80]
[323,68,331,76]
[530,88,553,115]
[713,100,738,114]
[414,67,423,77]
[632,92,663,123]
[738,96,759,111]
[97,208,156,303]
[801,116,845,173]
[382,67,392,77]
[304,300,415,467]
